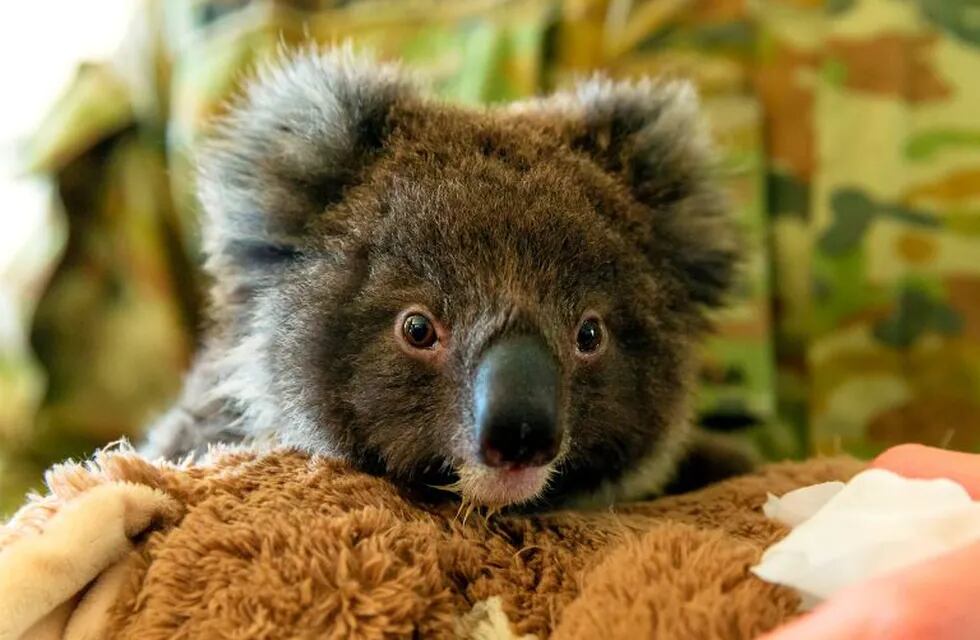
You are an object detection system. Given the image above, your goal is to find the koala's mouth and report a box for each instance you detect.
[453,462,555,508]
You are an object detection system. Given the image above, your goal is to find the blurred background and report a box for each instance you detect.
[2,0,978,514]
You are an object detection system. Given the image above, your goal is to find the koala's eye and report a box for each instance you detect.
[402,313,437,349]
[576,317,603,354]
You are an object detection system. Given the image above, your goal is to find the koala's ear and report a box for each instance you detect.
[198,48,414,285]
[548,78,739,309]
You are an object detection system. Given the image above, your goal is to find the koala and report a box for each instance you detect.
[142,49,752,510]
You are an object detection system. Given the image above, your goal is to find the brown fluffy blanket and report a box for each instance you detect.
[0,447,863,639]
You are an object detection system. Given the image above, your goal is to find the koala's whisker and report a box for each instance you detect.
[427,479,464,496]
[453,498,468,524]
[478,506,499,532]
[461,501,477,527]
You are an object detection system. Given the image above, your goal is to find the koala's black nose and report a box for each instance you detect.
[472,335,562,469]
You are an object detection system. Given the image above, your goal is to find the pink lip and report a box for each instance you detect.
[501,466,532,475]
[458,463,552,506]
[493,466,547,490]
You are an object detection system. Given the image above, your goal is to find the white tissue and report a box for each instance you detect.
[751,468,980,609]
[762,481,845,527]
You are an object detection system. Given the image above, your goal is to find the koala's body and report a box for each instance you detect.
[142,49,751,509]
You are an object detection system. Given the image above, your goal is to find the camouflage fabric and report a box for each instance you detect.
[752,0,980,458]
[2,0,979,512]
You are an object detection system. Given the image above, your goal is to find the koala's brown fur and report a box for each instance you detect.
[142,49,751,509]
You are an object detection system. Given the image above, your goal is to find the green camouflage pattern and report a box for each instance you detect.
[753,0,980,459]
[2,0,979,512]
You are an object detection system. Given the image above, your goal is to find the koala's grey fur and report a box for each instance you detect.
[142,47,750,508]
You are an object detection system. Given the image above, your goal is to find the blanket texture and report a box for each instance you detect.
[0,448,863,639]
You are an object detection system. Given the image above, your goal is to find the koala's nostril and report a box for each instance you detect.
[481,445,506,468]
[479,414,560,468]
[472,335,562,469]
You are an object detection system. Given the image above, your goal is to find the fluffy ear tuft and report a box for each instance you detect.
[557,77,740,309]
[197,47,415,287]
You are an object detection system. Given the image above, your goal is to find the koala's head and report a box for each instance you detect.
[199,50,738,508]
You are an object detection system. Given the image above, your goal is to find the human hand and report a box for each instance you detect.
[760,445,980,640]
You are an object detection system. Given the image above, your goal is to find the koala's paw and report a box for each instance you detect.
[662,431,757,495]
